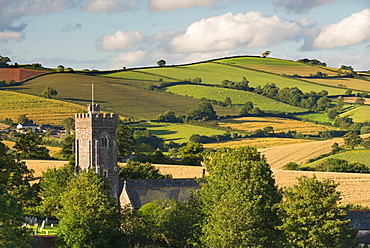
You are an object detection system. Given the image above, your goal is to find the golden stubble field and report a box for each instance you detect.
[218,116,337,134]
[25,160,370,207]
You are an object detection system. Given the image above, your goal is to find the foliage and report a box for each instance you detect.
[262,51,271,58]
[200,146,283,247]
[221,77,250,91]
[60,117,75,131]
[296,58,327,66]
[119,160,172,179]
[57,171,125,248]
[133,128,165,152]
[283,162,300,170]
[0,140,39,210]
[156,110,183,123]
[157,59,166,67]
[0,185,31,248]
[117,124,136,159]
[316,158,369,173]
[187,101,217,120]
[57,133,75,160]
[38,163,74,218]
[179,142,204,166]
[13,130,50,159]
[278,176,357,248]
[135,199,201,247]
[17,114,30,124]
[41,86,58,99]
[343,131,362,149]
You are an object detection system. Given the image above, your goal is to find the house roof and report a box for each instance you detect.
[347,210,370,230]
[119,178,201,209]
[358,233,370,244]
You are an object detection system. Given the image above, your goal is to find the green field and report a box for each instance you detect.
[214,56,305,66]
[103,70,177,83]
[166,85,306,113]
[294,112,335,123]
[131,122,226,143]
[7,73,237,120]
[306,150,370,167]
[339,106,370,122]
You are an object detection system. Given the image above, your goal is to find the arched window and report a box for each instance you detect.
[101,135,108,148]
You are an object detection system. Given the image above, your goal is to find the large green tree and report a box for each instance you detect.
[119,160,171,179]
[38,163,74,218]
[278,176,357,247]
[57,171,125,248]
[117,124,136,159]
[187,101,217,120]
[13,130,50,159]
[0,185,31,248]
[200,146,283,247]
[0,141,39,210]
[41,86,58,99]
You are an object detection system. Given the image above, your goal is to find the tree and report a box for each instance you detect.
[156,110,182,123]
[262,50,271,58]
[336,96,344,109]
[200,146,283,247]
[224,97,232,106]
[343,131,362,149]
[57,64,65,71]
[41,86,58,99]
[0,140,39,210]
[17,114,29,124]
[117,124,136,159]
[13,130,50,159]
[327,108,338,119]
[354,97,365,105]
[0,185,31,248]
[187,101,217,120]
[119,160,171,179]
[157,59,166,67]
[136,199,201,247]
[38,163,74,218]
[0,55,11,67]
[57,171,125,248]
[60,117,75,131]
[179,142,204,166]
[278,176,357,248]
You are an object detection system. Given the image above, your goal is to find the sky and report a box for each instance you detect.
[0,0,369,71]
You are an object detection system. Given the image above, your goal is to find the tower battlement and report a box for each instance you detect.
[75,113,118,120]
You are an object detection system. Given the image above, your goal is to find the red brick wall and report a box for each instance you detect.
[0,68,48,82]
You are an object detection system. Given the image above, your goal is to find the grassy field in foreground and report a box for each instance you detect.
[339,105,370,122]
[7,73,237,120]
[0,90,85,125]
[166,85,306,113]
[218,116,338,135]
[131,122,226,143]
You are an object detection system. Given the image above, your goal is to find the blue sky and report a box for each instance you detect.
[1,0,369,70]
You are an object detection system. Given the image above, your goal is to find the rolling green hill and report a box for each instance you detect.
[6,73,237,120]
[339,105,370,122]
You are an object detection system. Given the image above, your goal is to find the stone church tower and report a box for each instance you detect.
[74,104,119,198]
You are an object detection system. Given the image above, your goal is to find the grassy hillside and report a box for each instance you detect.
[306,150,370,167]
[7,73,237,120]
[166,84,306,113]
[339,105,370,122]
[0,90,85,125]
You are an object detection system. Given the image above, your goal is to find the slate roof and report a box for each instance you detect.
[358,233,370,244]
[118,178,201,209]
[347,210,370,230]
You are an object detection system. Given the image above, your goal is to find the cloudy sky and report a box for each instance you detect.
[1,0,369,70]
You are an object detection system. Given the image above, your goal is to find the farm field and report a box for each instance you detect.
[294,112,335,123]
[308,78,370,92]
[2,140,62,161]
[218,116,338,134]
[7,73,237,120]
[166,85,306,113]
[306,150,370,167]
[0,90,85,125]
[103,70,177,83]
[130,122,226,143]
[25,159,67,179]
[214,57,338,76]
[203,137,314,149]
[339,105,370,122]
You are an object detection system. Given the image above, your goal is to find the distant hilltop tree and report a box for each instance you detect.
[296,58,326,67]
[157,59,166,67]
[261,51,271,58]
[0,55,11,68]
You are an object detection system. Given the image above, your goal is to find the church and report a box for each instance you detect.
[74,104,201,209]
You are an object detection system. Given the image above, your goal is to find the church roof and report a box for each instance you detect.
[347,210,370,230]
[119,178,201,209]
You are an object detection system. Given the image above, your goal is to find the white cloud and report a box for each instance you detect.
[84,0,137,13]
[312,9,370,49]
[274,0,336,13]
[170,11,310,53]
[0,30,23,41]
[148,0,222,12]
[323,53,370,71]
[109,50,148,68]
[99,30,144,51]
